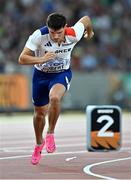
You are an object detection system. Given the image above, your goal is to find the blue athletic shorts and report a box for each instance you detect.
[32,68,72,106]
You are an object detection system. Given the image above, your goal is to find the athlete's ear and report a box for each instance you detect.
[63,24,67,30]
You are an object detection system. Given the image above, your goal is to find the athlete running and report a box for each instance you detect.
[19,12,94,165]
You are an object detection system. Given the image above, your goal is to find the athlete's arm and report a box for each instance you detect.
[78,16,94,40]
[19,28,56,65]
[19,47,56,65]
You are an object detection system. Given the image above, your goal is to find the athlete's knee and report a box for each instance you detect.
[34,108,46,120]
[34,112,44,121]
[49,94,60,104]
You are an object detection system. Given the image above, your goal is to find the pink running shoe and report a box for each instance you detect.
[45,134,56,153]
[31,140,45,165]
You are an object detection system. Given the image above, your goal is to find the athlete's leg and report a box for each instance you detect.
[33,105,48,145]
[31,105,48,164]
[47,83,66,134]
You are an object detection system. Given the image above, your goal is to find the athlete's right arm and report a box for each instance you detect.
[19,29,56,65]
[19,47,56,65]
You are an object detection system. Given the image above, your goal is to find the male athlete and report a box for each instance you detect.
[19,13,94,165]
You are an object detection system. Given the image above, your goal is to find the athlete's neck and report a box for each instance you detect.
[57,37,66,46]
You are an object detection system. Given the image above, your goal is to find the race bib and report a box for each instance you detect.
[37,58,70,73]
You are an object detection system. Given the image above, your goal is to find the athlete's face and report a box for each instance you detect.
[48,27,66,43]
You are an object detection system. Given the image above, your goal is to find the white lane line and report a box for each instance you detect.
[0,146,31,150]
[0,137,85,144]
[1,149,33,153]
[0,146,131,153]
[0,143,85,153]
[0,143,85,150]
[83,156,131,180]
[0,154,32,160]
[65,156,77,162]
[0,150,87,160]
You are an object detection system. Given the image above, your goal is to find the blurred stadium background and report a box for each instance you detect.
[0,0,131,113]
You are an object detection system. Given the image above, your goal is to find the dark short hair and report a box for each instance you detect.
[47,13,66,30]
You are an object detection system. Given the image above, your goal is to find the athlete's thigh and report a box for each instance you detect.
[49,69,72,91]
[49,83,66,100]
[49,69,72,100]
[32,80,50,106]
[32,69,49,106]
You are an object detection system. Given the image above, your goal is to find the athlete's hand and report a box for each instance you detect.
[84,30,94,40]
[42,52,56,62]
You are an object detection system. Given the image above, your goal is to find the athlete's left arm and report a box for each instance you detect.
[78,16,94,40]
